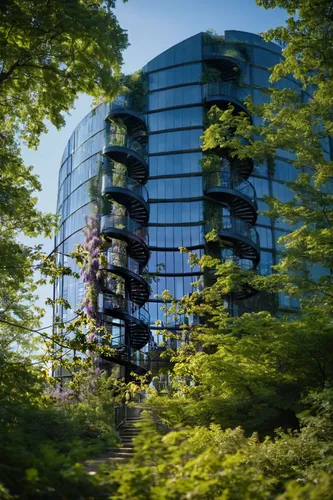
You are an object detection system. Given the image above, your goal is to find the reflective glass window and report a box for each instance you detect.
[274,158,297,182]
[257,226,273,249]
[149,152,202,176]
[147,34,202,72]
[259,251,273,275]
[147,175,202,199]
[271,181,294,202]
[71,129,107,167]
[253,48,281,68]
[148,106,202,132]
[149,129,203,153]
[252,68,270,87]
[149,224,204,248]
[251,177,269,198]
[149,85,202,111]
[257,200,271,226]
[149,201,203,223]
[148,63,202,91]
[275,229,289,251]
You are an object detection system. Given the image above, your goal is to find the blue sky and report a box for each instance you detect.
[21,0,287,323]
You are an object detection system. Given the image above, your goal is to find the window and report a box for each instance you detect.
[272,181,294,202]
[274,159,297,182]
[149,85,202,111]
[148,106,202,132]
[257,226,273,249]
[149,152,202,176]
[147,34,202,72]
[148,63,202,91]
[147,176,202,199]
[250,177,269,198]
[149,201,203,224]
[148,224,204,248]
[149,129,203,153]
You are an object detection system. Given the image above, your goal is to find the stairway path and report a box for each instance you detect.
[85,416,141,476]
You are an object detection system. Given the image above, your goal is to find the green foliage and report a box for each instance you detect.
[103,392,333,499]
[203,29,225,44]
[122,70,148,113]
[0,0,128,348]
[0,3,130,496]
[0,361,109,498]
[0,0,127,147]
[201,64,224,83]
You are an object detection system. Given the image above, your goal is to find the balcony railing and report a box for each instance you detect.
[101,214,148,246]
[202,82,248,104]
[109,95,146,122]
[102,172,148,203]
[102,292,150,326]
[206,216,260,249]
[204,170,256,205]
[108,132,146,158]
[105,249,149,281]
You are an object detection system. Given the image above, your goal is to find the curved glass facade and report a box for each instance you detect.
[55,30,326,375]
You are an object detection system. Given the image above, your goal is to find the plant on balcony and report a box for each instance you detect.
[203,29,225,45]
[201,65,223,83]
[109,119,127,148]
[112,163,128,189]
[122,70,147,113]
[203,30,250,63]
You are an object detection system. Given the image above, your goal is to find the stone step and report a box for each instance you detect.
[107,446,134,453]
[109,452,134,458]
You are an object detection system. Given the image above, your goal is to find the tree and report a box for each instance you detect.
[0,0,128,354]
[0,0,128,145]
[0,4,132,496]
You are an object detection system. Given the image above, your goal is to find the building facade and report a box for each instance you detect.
[54,30,330,379]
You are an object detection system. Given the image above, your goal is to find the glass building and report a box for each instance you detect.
[54,30,330,379]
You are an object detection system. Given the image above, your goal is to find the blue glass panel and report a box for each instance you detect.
[271,181,294,202]
[148,106,202,132]
[149,129,203,153]
[148,63,202,91]
[253,47,281,68]
[274,159,297,182]
[148,85,202,111]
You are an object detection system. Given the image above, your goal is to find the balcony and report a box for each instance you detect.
[101,214,149,266]
[103,132,148,185]
[205,216,260,265]
[101,341,151,377]
[204,170,257,225]
[202,82,249,116]
[101,294,150,350]
[106,96,147,144]
[102,249,150,306]
[203,43,248,63]
[102,172,149,225]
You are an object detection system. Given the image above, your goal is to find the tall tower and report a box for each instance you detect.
[54,31,311,379]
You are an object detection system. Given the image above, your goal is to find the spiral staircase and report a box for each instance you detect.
[202,59,260,300]
[99,100,151,381]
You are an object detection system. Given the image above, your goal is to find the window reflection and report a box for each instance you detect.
[148,63,202,91]
[149,129,203,153]
[149,106,202,132]
[149,85,202,111]
[149,153,202,176]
